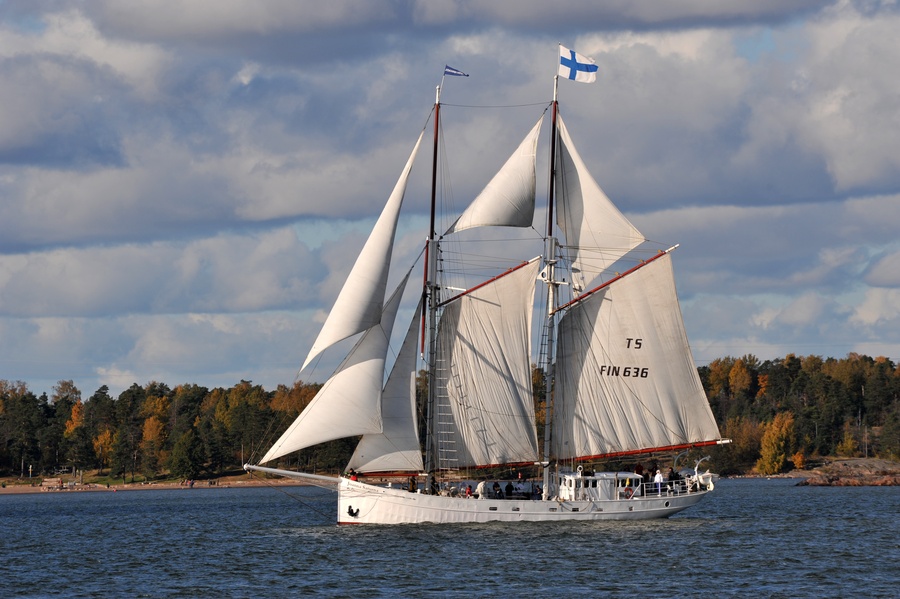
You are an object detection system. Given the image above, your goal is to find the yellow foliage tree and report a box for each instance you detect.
[142,416,165,444]
[65,401,84,438]
[836,421,859,457]
[270,382,320,415]
[93,429,114,474]
[756,412,795,475]
[729,359,752,396]
[706,358,734,397]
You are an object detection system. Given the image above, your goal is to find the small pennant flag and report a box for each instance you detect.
[558,46,598,83]
[444,65,469,77]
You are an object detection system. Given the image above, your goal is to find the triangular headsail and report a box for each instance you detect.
[301,131,425,372]
[349,298,425,473]
[555,114,645,293]
[260,271,412,464]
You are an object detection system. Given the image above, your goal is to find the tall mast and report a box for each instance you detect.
[540,75,560,501]
[422,84,441,492]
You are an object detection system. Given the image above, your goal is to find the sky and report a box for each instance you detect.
[1,0,899,399]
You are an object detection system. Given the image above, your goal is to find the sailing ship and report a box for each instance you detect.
[246,51,729,524]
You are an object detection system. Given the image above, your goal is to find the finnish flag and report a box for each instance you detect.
[558,46,598,83]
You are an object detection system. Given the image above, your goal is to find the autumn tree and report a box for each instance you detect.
[63,398,93,474]
[93,429,113,475]
[139,382,171,477]
[756,412,796,475]
[83,386,117,473]
[836,420,860,457]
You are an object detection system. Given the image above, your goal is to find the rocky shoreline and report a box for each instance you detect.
[792,457,900,487]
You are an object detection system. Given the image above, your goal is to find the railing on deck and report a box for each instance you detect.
[617,477,705,500]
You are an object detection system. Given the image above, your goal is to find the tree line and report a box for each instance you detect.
[701,353,900,474]
[1,353,898,481]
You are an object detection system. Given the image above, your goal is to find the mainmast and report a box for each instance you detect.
[422,83,441,493]
[539,75,561,501]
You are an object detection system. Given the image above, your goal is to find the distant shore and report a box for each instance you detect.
[3,457,898,495]
[0,475,313,496]
[738,457,900,486]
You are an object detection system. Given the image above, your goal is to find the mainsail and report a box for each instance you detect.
[551,251,721,461]
[432,258,541,468]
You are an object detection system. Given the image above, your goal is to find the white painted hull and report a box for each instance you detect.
[337,479,708,525]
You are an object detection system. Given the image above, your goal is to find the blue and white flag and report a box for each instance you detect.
[444,65,469,77]
[558,46,598,83]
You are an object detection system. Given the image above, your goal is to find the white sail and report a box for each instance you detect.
[433,258,541,468]
[445,116,543,234]
[348,298,424,473]
[260,272,411,464]
[555,114,645,293]
[551,252,721,461]
[301,131,425,372]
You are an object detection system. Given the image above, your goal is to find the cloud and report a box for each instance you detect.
[851,288,900,327]
[865,249,900,288]
[792,4,900,193]
[1,1,899,400]
[0,226,318,317]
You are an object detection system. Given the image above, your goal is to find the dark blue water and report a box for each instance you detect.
[1,479,897,597]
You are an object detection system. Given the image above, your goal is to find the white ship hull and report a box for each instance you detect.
[337,478,708,525]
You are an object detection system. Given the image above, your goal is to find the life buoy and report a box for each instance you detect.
[622,487,633,499]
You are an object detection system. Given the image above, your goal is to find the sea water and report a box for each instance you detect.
[1,478,897,598]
